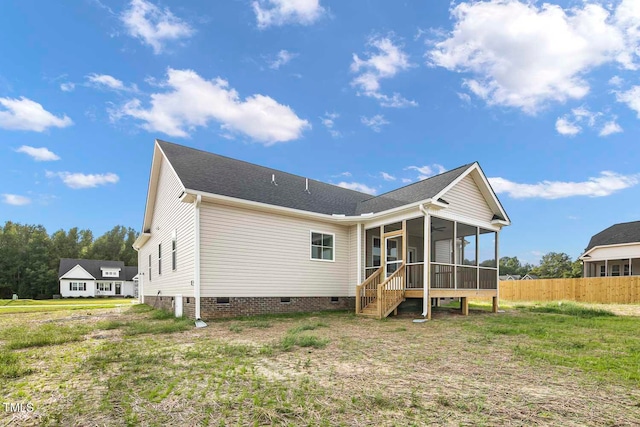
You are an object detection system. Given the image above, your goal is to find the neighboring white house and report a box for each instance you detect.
[59,259,139,297]
[580,221,640,277]
[133,140,510,320]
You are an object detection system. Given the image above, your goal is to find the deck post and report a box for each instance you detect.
[461,297,469,316]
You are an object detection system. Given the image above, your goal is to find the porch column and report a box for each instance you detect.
[583,261,587,278]
[605,259,608,277]
[494,230,500,313]
[629,258,633,276]
[356,223,362,284]
[424,213,430,320]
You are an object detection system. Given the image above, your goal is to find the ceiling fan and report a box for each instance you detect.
[431,225,446,232]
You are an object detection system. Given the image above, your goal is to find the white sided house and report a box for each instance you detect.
[133,140,511,320]
[580,221,640,277]
[59,259,139,298]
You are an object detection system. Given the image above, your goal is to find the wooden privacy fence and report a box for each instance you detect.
[499,277,640,304]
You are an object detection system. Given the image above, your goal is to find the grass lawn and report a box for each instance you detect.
[1,302,639,426]
[0,298,135,314]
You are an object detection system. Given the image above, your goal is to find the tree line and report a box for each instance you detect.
[499,252,582,279]
[0,221,138,299]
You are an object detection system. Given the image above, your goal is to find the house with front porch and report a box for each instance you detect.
[133,140,510,320]
[580,221,640,277]
[59,258,139,298]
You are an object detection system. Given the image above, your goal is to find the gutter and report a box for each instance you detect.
[193,195,207,328]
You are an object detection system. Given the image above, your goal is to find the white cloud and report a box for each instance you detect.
[2,194,31,206]
[337,181,377,195]
[599,120,623,136]
[121,0,194,54]
[401,178,412,184]
[15,146,60,162]
[616,85,640,117]
[489,171,640,199]
[332,171,351,178]
[86,73,138,92]
[253,0,325,28]
[351,36,416,108]
[60,82,75,92]
[555,117,581,136]
[380,172,396,181]
[268,50,297,70]
[110,68,310,145]
[320,112,341,137]
[0,97,73,132]
[429,0,639,113]
[556,107,622,137]
[406,164,446,180]
[608,75,624,87]
[361,114,389,132]
[46,171,120,189]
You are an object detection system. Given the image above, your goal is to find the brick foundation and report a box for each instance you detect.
[143,295,354,319]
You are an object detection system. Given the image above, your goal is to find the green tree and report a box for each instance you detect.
[530,252,580,279]
[90,226,138,266]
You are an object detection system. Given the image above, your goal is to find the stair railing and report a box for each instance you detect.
[355,267,383,314]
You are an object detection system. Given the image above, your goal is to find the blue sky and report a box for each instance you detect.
[1,0,640,264]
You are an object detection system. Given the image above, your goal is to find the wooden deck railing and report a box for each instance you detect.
[356,267,383,313]
[378,265,406,318]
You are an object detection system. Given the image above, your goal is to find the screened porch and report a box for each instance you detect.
[363,216,499,294]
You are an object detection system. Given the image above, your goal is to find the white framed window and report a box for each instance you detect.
[612,265,620,277]
[624,264,630,276]
[172,230,177,271]
[103,270,118,277]
[158,243,162,276]
[600,265,606,277]
[97,282,112,292]
[310,231,335,261]
[69,282,86,291]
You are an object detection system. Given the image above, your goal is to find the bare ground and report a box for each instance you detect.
[1,305,639,426]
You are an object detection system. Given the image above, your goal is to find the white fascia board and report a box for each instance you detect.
[434,163,511,226]
[182,188,433,225]
[580,242,640,260]
[140,141,187,235]
[59,264,96,280]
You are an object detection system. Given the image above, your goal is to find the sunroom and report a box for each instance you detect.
[356,215,499,319]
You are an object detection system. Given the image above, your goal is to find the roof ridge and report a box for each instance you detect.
[359,162,475,202]
[157,139,374,198]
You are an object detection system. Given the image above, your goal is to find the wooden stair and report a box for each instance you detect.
[360,301,379,317]
[356,265,406,319]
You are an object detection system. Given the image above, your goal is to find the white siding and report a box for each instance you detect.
[60,279,95,297]
[60,265,94,280]
[138,157,195,297]
[200,202,352,297]
[587,244,640,261]
[442,174,494,224]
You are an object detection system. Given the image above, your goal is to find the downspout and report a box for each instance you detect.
[419,204,430,320]
[194,195,207,327]
[132,244,143,304]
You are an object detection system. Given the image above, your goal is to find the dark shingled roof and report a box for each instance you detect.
[585,221,640,252]
[124,266,139,281]
[58,258,133,280]
[157,140,474,215]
